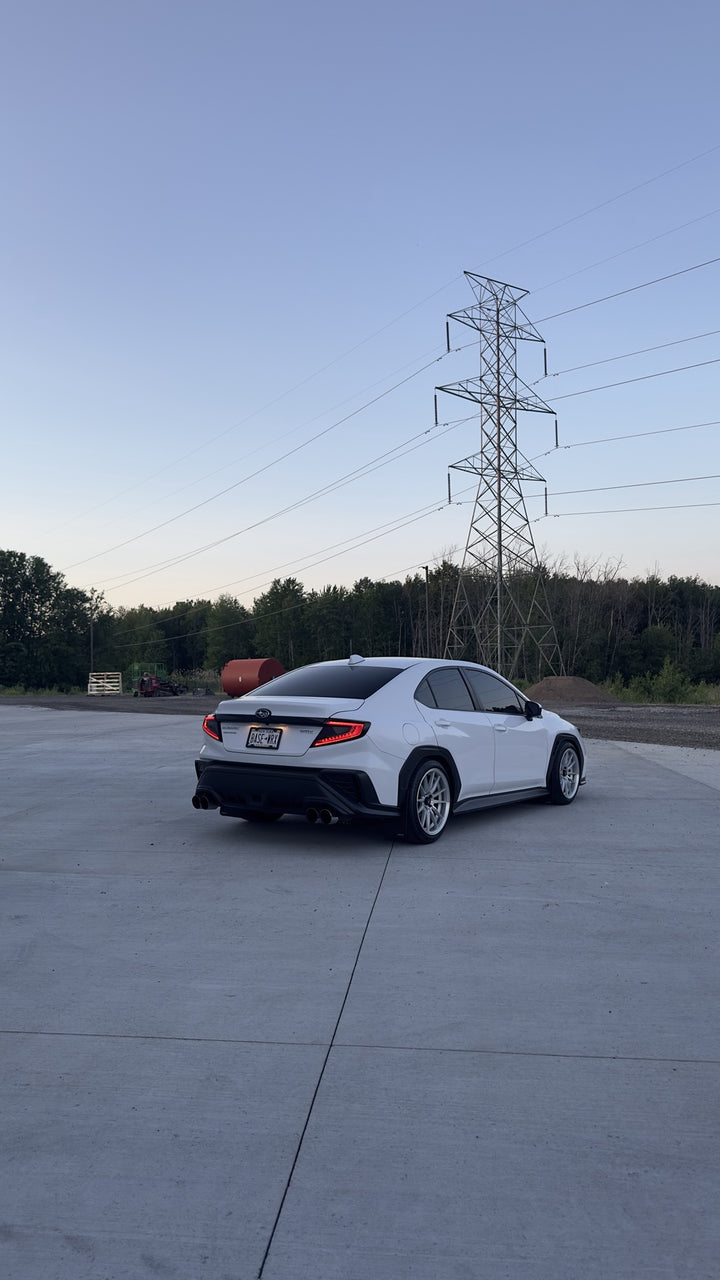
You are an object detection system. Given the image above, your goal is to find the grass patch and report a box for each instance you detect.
[0,685,87,697]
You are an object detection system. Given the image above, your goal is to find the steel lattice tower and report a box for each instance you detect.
[437,272,564,681]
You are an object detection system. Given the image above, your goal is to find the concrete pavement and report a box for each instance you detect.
[1,706,718,1279]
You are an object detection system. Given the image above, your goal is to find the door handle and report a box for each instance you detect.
[435,719,452,728]
[493,724,508,732]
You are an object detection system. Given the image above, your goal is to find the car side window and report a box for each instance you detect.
[414,678,437,708]
[462,669,524,715]
[423,668,475,712]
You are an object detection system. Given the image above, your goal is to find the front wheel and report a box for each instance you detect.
[403,759,452,844]
[548,743,581,805]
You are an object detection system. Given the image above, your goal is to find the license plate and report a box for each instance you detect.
[247,726,282,750]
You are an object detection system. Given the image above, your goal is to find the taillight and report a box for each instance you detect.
[202,714,222,741]
[311,720,368,747]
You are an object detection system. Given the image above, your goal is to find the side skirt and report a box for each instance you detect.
[453,787,548,815]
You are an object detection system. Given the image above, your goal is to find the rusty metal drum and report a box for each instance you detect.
[220,658,285,697]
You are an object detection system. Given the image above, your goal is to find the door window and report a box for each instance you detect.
[462,669,524,715]
[421,667,475,712]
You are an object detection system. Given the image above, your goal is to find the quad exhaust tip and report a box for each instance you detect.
[194,794,337,822]
[192,792,218,811]
[306,807,338,826]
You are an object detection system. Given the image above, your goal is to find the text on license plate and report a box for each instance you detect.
[247,726,282,749]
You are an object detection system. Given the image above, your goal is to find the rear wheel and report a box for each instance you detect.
[403,759,452,844]
[548,743,581,804]
[237,810,283,823]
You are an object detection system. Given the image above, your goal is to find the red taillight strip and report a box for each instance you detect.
[202,714,222,741]
[311,720,368,747]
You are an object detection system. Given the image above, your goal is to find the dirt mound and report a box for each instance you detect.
[525,675,619,706]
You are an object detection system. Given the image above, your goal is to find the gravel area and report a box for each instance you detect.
[545,701,720,751]
[2,691,719,751]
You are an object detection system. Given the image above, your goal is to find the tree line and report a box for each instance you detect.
[2,547,720,694]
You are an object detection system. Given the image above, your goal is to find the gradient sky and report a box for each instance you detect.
[2,0,720,610]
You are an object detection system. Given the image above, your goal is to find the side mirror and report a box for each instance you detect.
[524,699,542,720]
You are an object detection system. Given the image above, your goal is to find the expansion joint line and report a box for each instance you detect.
[257,842,395,1278]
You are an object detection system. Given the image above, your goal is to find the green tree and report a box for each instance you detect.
[205,595,255,672]
[252,578,308,668]
[157,599,211,672]
[305,585,352,660]
[349,578,407,655]
[624,624,675,679]
[0,549,93,688]
[106,604,169,681]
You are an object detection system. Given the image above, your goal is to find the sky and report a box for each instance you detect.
[2,0,720,611]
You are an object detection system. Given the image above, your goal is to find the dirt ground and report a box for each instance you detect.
[2,687,719,751]
[524,675,720,750]
[0,692,220,718]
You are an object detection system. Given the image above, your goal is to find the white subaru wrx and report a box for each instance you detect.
[192,655,586,843]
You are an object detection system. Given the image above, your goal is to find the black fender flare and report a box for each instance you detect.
[545,735,584,790]
[397,747,461,810]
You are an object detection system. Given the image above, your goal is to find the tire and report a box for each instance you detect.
[237,810,283,823]
[402,759,452,844]
[548,742,581,805]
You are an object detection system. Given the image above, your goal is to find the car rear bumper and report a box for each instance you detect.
[193,758,396,820]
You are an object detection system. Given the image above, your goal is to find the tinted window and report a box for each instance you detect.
[251,665,402,699]
[423,668,475,712]
[462,669,524,715]
[414,677,436,708]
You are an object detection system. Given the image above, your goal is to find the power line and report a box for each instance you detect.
[550,356,720,401]
[192,448,720,614]
[537,254,720,322]
[534,328,720,381]
[475,141,720,272]
[531,205,720,296]
[536,500,720,519]
[61,224,720,567]
[108,473,720,647]
[82,414,470,594]
[108,489,462,637]
[109,500,453,647]
[64,348,450,572]
[94,398,720,602]
[97,459,720,642]
[53,151,720,546]
[49,287,468,531]
[543,473,720,498]
[67,154,720,603]
[48,340,450,536]
[530,417,720,461]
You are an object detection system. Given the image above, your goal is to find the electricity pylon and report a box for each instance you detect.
[437,272,564,681]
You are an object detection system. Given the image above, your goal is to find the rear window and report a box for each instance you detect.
[251,665,402,699]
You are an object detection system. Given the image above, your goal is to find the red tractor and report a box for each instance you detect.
[134,673,187,697]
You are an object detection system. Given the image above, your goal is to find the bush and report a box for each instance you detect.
[603,664,720,704]
[168,668,221,694]
[652,657,691,703]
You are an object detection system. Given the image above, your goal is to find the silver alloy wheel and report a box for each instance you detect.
[558,746,580,800]
[415,765,452,837]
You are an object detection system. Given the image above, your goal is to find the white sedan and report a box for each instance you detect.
[192,655,586,843]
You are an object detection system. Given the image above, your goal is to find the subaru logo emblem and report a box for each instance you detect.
[256,707,272,720]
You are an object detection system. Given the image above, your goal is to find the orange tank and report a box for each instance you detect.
[221,658,285,697]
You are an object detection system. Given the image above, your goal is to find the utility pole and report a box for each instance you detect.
[437,272,564,681]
